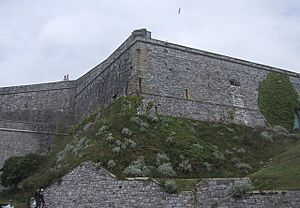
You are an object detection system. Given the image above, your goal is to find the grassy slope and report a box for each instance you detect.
[250,142,300,190]
[1,96,300,206]
[23,96,298,187]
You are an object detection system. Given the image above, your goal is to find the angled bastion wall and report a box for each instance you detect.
[73,29,151,122]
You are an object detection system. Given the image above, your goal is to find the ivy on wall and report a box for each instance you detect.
[258,72,299,130]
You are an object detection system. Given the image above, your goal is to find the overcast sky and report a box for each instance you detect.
[0,0,299,87]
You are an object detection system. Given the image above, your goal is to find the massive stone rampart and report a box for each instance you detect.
[45,161,300,208]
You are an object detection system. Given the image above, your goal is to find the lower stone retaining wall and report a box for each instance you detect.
[45,161,194,208]
[45,161,300,208]
[196,178,300,208]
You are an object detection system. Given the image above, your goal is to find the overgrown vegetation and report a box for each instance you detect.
[258,72,299,130]
[1,96,300,206]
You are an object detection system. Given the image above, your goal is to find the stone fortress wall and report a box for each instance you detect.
[1,28,300,168]
[45,161,300,208]
[138,35,300,127]
[0,81,76,168]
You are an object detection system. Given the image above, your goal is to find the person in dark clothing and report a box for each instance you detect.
[34,189,41,208]
[40,189,45,207]
[34,188,45,208]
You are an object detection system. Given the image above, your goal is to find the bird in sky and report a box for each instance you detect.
[178,8,181,14]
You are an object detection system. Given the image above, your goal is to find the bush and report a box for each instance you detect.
[165,137,175,145]
[112,146,121,155]
[236,147,246,154]
[130,117,142,125]
[234,162,252,173]
[0,154,43,188]
[121,128,132,137]
[56,151,65,164]
[192,143,204,150]
[71,137,91,156]
[106,133,115,144]
[107,159,116,169]
[156,153,170,166]
[203,162,213,172]
[123,157,150,177]
[230,157,240,164]
[123,138,137,149]
[228,182,253,198]
[260,131,273,142]
[157,162,176,177]
[225,149,233,155]
[178,159,192,173]
[115,140,122,146]
[139,127,147,132]
[151,116,159,122]
[83,122,95,132]
[271,125,289,136]
[213,150,225,160]
[95,125,109,136]
[164,180,177,194]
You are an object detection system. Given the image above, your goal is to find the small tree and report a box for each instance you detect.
[0,153,43,188]
[259,72,299,130]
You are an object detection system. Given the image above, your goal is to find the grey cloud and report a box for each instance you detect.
[0,0,299,87]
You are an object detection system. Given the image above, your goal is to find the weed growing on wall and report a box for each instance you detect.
[258,72,299,130]
[164,180,177,194]
[228,182,253,198]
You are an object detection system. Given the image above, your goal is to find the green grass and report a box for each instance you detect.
[250,142,300,190]
[1,96,300,203]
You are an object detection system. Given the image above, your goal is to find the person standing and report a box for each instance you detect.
[34,189,41,208]
[34,188,45,208]
[40,189,45,207]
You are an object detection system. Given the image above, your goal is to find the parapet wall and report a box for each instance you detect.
[45,161,300,208]
[0,81,76,128]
